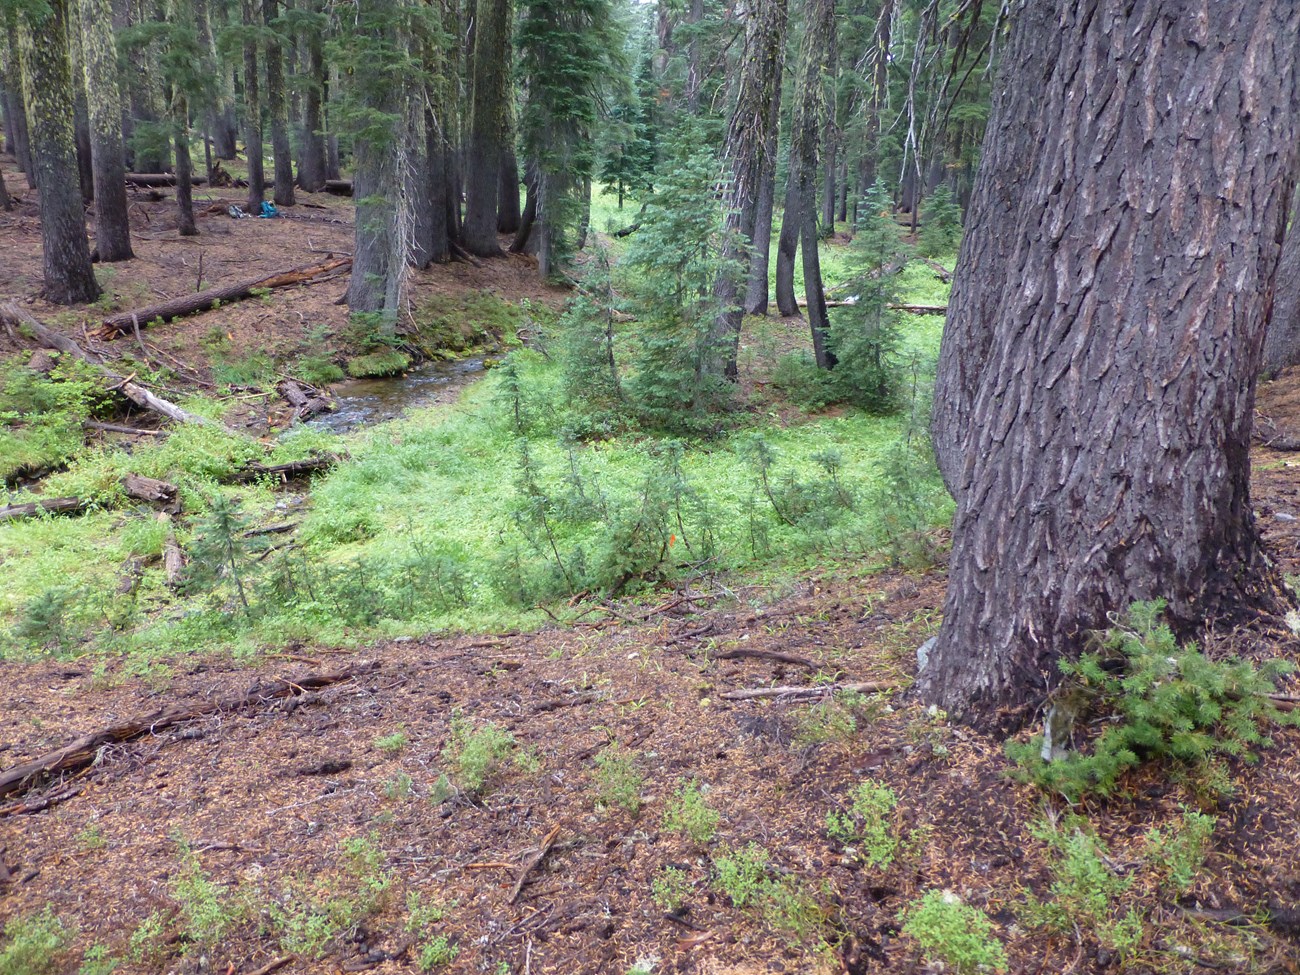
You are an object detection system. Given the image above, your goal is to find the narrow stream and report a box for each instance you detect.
[308,356,487,434]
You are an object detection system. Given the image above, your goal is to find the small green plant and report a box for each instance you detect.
[384,772,414,800]
[662,779,720,844]
[76,944,118,975]
[417,935,459,970]
[594,746,644,816]
[171,841,244,949]
[126,913,167,965]
[405,892,458,971]
[713,842,770,908]
[651,866,693,913]
[441,711,535,794]
[1008,600,1299,801]
[902,890,1007,974]
[76,824,106,851]
[826,780,899,868]
[1022,815,1144,956]
[12,588,78,656]
[0,907,70,975]
[759,877,827,940]
[374,729,409,755]
[1144,807,1216,895]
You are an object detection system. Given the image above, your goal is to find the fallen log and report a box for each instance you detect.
[0,303,222,430]
[159,512,186,586]
[323,179,353,196]
[719,681,894,701]
[228,454,338,483]
[125,173,207,188]
[0,662,381,801]
[278,379,335,420]
[0,497,88,522]
[83,420,166,437]
[97,258,352,338]
[920,257,953,282]
[122,473,179,509]
[710,647,816,669]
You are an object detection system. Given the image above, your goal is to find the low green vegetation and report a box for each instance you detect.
[0,908,69,975]
[662,778,720,845]
[825,779,900,868]
[901,890,1007,975]
[594,745,644,815]
[440,711,537,795]
[1008,600,1299,801]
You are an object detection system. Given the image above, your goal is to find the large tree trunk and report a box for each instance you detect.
[742,40,784,317]
[67,17,94,205]
[919,0,1300,732]
[461,0,509,257]
[497,144,521,234]
[2,26,35,183]
[242,0,264,211]
[16,0,99,304]
[196,0,238,160]
[173,101,198,236]
[80,0,133,261]
[263,0,294,207]
[708,0,787,379]
[1262,189,1300,376]
[295,0,327,192]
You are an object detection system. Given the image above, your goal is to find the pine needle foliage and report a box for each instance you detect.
[1009,600,1299,801]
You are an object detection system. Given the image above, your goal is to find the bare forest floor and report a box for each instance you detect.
[2,153,1300,975]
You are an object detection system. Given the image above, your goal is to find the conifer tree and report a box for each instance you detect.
[262,0,293,206]
[80,0,134,260]
[16,0,99,303]
[241,0,264,209]
[461,0,510,256]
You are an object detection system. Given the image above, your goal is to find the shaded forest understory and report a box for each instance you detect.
[2,152,1300,975]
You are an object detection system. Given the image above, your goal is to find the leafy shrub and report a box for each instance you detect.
[171,842,244,948]
[713,842,770,907]
[651,867,692,913]
[825,780,899,868]
[1022,816,1143,956]
[662,779,720,844]
[1008,600,1299,800]
[373,729,409,755]
[902,890,1007,974]
[594,746,644,816]
[0,907,69,975]
[441,711,536,795]
[1144,807,1216,895]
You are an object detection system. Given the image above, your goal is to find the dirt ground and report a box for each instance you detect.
[3,155,1300,974]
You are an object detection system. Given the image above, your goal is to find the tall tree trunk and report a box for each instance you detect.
[263,0,294,206]
[126,0,165,174]
[295,0,327,192]
[80,0,133,261]
[1262,188,1300,376]
[919,0,1300,731]
[742,9,785,317]
[511,159,538,254]
[685,0,703,114]
[709,0,787,377]
[3,17,34,182]
[497,144,521,234]
[174,99,197,236]
[197,0,238,160]
[462,0,508,256]
[243,0,264,210]
[67,16,94,204]
[16,0,99,303]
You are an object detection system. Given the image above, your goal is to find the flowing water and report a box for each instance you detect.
[308,356,487,434]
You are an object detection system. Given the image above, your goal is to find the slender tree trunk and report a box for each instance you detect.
[511,159,538,254]
[197,0,237,160]
[243,0,264,210]
[295,0,327,192]
[126,0,165,174]
[920,0,1300,731]
[67,17,94,204]
[80,0,133,261]
[3,18,34,183]
[461,0,509,256]
[685,0,703,114]
[710,0,787,377]
[16,0,99,303]
[743,11,785,317]
[263,0,293,206]
[1262,188,1300,376]
[174,100,197,236]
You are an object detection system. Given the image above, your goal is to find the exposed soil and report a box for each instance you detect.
[3,154,1300,974]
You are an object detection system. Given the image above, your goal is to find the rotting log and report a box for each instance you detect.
[122,473,179,512]
[278,379,335,420]
[125,173,207,188]
[719,681,894,701]
[323,179,352,196]
[0,303,223,430]
[159,512,185,587]
[0,497,88,521]
[228,454,338,483]
[96,258,352,338]
[0,662,381,801]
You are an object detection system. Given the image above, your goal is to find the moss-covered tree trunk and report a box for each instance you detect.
[17,0,99,303]
[461,0,509,256]
[80,0,134,261]
[262,0,294,206]
[196,0,237,160]
[3,17,34,182]
[66,13,94,204]
[242,0,264,210]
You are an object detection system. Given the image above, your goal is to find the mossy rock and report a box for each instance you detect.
[346,350,411,378]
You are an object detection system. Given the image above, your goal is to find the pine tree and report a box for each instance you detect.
[461,0,510,256]
[80,0,135,260]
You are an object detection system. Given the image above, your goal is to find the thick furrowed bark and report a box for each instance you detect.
[919,0,1300,731]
